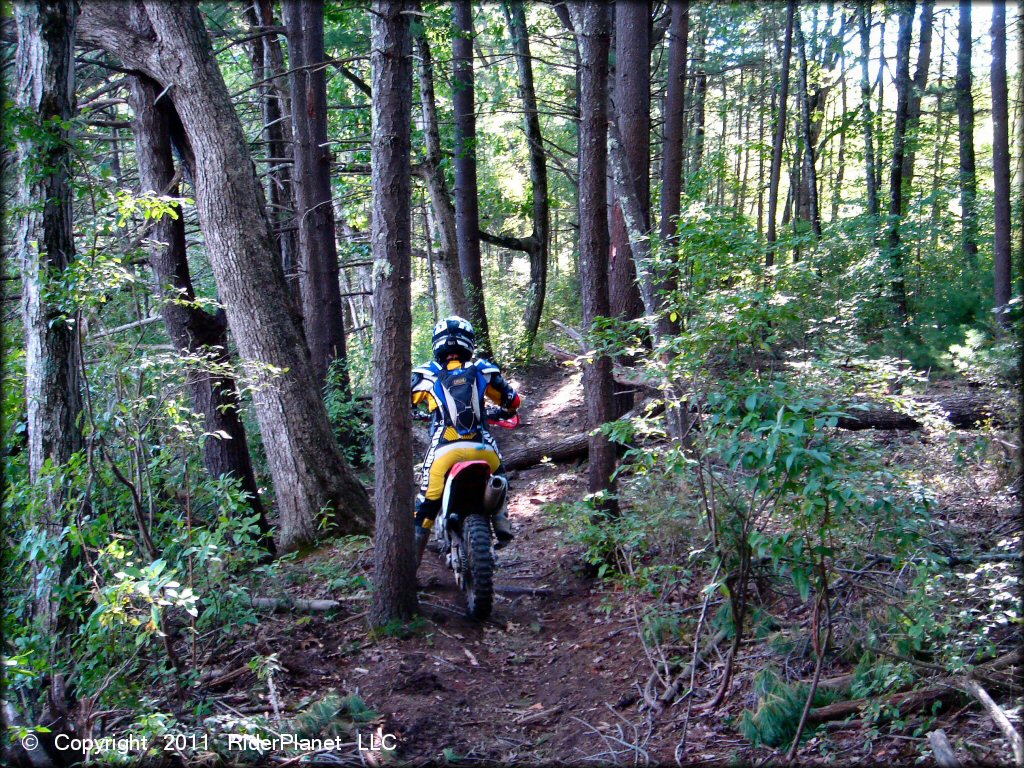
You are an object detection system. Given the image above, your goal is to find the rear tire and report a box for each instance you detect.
[462,514,494,620]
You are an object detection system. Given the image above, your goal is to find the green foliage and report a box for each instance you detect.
[290,692,377,740]
[369,615,430,641]
[738,669,841,748]
[323,358,373,465]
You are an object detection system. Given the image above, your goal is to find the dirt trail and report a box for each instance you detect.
[225,365,1017,766]
[259,365,675,764]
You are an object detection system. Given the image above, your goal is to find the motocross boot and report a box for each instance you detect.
[414,525,430,568]
[492,504,514,550]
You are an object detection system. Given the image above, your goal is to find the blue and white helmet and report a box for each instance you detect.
[432,316,475,362]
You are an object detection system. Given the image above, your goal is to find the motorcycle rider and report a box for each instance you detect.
[410,316,521,567]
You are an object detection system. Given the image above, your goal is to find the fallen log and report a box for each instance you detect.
[804,650,1020,726]
[838,393,1004,430]
[807,683,955,724]
[964,678,1024,766]
[927,729,962,768]
[506,394,1003,470]
[250,596,346,612]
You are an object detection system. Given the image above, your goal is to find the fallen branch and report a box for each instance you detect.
[653,627,728,713]
[927,729,962,768]
[249,596,345,612]
[964,678,1024,767]
[516,705,563,726]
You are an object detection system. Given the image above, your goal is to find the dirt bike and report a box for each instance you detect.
[432,408,519,620]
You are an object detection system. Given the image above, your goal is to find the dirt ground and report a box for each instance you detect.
[216,364,1020,766]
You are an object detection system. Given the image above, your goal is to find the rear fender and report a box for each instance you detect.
[441,460,492,527]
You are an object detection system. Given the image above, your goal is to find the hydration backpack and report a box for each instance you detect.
[435,364,483,437]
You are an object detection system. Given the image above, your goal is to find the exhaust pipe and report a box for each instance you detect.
[483,474,507,512]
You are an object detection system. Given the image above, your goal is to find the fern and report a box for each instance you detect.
[289,692,378,740]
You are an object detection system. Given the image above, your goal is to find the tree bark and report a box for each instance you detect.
[412,11,471,320]
[452,0,493,358]
[369,0,417,626]
[127,74,274,552]
[795,18,821,241]
[830,64,847,223]
[284,0,349,389]
[608,0,649,325]
[658,0,688,336]
[608,117,655,316]
[885,1,914,320]
[14,1,84,755]
[569,0,617,515]
[244,0,298,298]
[859,5,879,225]
[956,0,979,266]
[78,1,373,553]
[766,0,794,265]
[498,0,549,359]
[902,0,935,196]
[990,0,1012,325]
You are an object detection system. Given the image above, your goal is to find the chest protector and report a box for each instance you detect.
[435,365,483,438]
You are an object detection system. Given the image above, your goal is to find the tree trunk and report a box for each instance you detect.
[608,118,655,317]
[14,1,84,755]
[795,19,822,241]
[501,0,549,359]
[902,0,935,196]
[452,0,493,359]
[244,1,298,298]
[766,0,795,265]
[658,0,688,336]
[886,1,914,320]
[127,74,274,553]
[874,12,887,199]
[78,1,373,553]
[568,1,617,514]
[859,6,879,224]
[412,15,471,320]
[930,13,949,250]
[990,0,1012,325]
[608,0,649,325]
[369,0,417,626]
[284,0,349,389]
[956,0,979,266]
[831,64,847,223]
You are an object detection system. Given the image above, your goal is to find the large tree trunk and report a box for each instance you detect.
[369,0,417,626]
[452,0,493,358]
[657,0,688,337]
[859,5,879,226]
[795,19,822,241]
[78,1,373,553]
[902,0,935,195]
[608,0,649,325]
[498,0,549,360]
[766,0,794,265]
[246,0,299,299]
[570,0,617,515]
[885,1,914,320]
[284,0,349,389]
[14,2,85,760]
[412,14,471,319]
[127,74,274,553]
[956,0,979,266]
[990,0,1012,325]
[608,117,655,316]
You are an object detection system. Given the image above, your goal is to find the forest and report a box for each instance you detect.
[1,0,1022,766]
